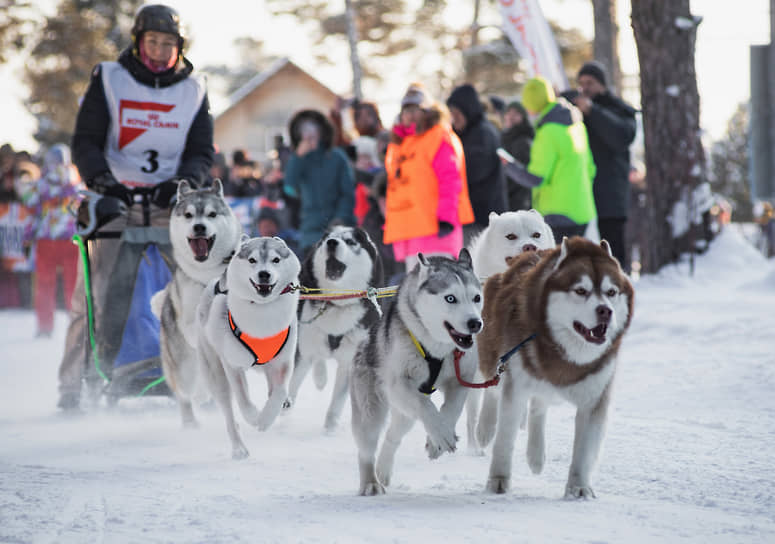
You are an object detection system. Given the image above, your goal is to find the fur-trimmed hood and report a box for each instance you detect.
[288,109,335,151]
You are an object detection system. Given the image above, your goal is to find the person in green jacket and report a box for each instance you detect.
[506,76,597,243]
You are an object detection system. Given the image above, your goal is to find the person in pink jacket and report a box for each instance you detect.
[384,83,475,271]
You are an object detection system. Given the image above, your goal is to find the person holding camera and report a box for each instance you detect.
[57,4,214,412]
[283,109,356,256]
[572,61,637,269]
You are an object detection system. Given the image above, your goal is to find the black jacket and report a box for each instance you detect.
[500,121,534,211]
[582,92,637,218]
[447,84,507,225]
[72,47,214,186]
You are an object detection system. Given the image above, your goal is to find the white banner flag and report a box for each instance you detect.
[499,0,569,91]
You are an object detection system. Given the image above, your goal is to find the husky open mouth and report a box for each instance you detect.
[188,235,215,262]
[573,321,607,344]
[325,257,347,280]
[444,321,474,349]
[249,278,275,297]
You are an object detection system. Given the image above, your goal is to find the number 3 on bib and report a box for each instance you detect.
[141,149,159,173]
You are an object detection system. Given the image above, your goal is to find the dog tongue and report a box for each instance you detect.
[189,238,209,259]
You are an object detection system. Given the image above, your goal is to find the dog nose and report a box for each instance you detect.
[522,243,537,252]
[596,305,612,323]
[193,223,206,236]
[327,239,338,249]
[258,270,271,283]
[467,318,483,333]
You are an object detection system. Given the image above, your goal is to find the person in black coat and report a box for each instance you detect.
[499,101,534,211]
[446,84,507,241]
[572,61,637,270]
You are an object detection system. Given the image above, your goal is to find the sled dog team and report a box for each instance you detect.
[152,181,634,499]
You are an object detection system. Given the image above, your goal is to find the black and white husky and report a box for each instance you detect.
[196,236,301,459]
[151,180,242,428]
[286,226,383,431]
[350,249,484,495]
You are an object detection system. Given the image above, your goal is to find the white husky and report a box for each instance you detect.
[196,236,301,459]
[151,179,242,428]
[350,249,484,495]
[466,209,555,453]
[286,226,383,431]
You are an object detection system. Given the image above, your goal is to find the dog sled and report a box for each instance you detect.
[74,186,174,406]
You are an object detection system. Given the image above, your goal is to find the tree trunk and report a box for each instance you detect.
[344,0,362,99]
[471,0,481,48]
[591,0,622,93]
[631,0,705,273]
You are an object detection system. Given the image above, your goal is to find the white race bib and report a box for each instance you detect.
[100,61,206,186]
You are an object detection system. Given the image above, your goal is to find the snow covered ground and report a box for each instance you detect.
[1,226,774,544]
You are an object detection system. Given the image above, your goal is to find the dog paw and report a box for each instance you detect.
[526,444,545,474]
[324,414,339,432]
[359,482,386,496]
[181,418,200,430]
[425,432,458,460]
[232,444,250,460]
[564,484,596,500]
[485,476,510,494]
[376,468,391,488]
[313,360,328,390]
[466,444,485,457]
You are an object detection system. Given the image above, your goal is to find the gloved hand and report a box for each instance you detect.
[91,172,133,207]
[151,179,182,208]
[437,221,454,238]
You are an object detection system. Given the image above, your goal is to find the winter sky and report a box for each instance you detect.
[0,0,769,150]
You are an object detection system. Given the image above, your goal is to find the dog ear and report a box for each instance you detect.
[457,247,473,269]
[239,233,250,246]
[211,178,225,198]
[553,236,570,271]
[417,253,429,267]
[600,239,613,258]
[488,211,499,225]
[177,179,193,199]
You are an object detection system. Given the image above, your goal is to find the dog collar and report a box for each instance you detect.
[227,311,290,366]
[407,329,444,395]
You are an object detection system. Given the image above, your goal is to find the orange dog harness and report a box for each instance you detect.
[227,311,290,366]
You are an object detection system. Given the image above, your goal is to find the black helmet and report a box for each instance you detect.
[131,4,184,50]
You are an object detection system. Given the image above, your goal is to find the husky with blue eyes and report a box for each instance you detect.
[477,236,634,499]
[349,249,484,496]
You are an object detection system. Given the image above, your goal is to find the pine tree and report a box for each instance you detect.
[0,1,32,64]
[24,0,140,147]
[709,103,752,222]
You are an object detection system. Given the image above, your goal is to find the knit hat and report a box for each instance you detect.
[522,76,555,114]
[577,61,607,87]
[401,83,433,109]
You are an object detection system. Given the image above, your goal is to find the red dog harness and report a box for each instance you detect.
[227,311,290,366]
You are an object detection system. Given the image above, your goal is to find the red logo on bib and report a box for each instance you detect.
[118,100,177,149]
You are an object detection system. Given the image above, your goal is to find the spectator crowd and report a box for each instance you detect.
[14,57,768,342]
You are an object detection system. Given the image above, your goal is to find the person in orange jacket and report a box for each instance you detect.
[383,83,475,271]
